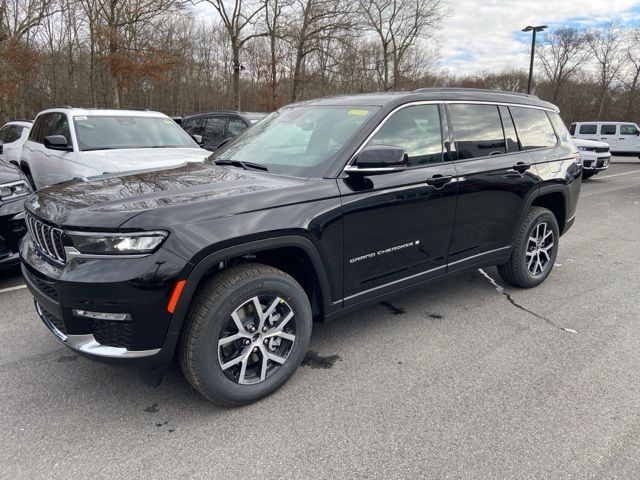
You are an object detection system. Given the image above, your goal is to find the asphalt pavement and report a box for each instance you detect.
[1,158,639,479]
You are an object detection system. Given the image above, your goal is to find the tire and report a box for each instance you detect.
[179,263,312,407]
[497,206,559,288]
[582,171,595,180]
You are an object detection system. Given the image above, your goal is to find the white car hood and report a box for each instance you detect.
[80,147,210,174]
[573,138,609,148]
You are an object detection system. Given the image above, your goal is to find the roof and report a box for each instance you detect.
[4,120,33,127]
[292,88,559,111]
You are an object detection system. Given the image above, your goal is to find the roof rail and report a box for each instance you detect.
[412,87,538,99]
[49,105,75,109]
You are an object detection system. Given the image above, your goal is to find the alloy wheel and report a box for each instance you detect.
[217,295,296,385]
[526,222,554,276]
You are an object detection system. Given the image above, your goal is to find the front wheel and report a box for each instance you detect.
[179,263,312,406]
[497,207,559,288]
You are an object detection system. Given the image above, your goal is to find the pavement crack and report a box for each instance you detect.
[477,268,577,334]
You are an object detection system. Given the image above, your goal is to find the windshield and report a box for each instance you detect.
[212,105,378,177]
[74,115,197,151]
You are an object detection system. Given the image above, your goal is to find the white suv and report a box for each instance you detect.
[0,120,32,165]
[570,121,640,156]
[20,108,209,189]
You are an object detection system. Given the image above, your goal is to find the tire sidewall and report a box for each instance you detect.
[517,211,559,285]
[192,274,312,405]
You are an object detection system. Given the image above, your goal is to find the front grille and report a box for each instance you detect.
[39,305,67,335]
[25,269,58,300]
[92,320,133,348]
[25,213,66,264]
[595,146,609,153]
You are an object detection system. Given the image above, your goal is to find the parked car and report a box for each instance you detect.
[570,121,640,156]
[0,162,32,269]
[573,138,611,179]
[180,111,265,151]
[21,88,581,405]
[0,120,32,165]
[19,108,209,189]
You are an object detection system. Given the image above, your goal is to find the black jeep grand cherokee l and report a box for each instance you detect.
[21,89,581,406]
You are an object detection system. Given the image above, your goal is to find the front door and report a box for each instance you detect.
[599,123,619,151]
[338,103,457,305]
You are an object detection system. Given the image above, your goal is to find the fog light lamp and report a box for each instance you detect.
[73,309,131,321]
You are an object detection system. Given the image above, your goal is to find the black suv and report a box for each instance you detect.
[21,89,581,406]
[180,111,266,151]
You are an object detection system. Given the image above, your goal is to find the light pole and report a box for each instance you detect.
[522,25,547,94]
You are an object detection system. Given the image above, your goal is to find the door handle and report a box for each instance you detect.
[512,162,531,173]
[426,174,453,188]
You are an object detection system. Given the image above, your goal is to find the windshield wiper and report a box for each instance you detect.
[214,159,268,172]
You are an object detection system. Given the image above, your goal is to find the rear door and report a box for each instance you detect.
[446,103,539,270]
[599,123,619,151]
[339,103,458,304]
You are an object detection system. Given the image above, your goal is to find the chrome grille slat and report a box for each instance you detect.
[25,213,66,265]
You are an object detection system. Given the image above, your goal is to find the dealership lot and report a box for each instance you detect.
[1,158,639,479]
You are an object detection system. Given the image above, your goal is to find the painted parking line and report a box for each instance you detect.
[0,284,27,294]
[598,169,640,179]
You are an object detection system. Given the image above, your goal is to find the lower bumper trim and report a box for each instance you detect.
[36,302,160,359]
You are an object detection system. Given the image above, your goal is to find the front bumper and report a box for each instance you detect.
[20,234,188,366]
[0,200,28,269]
[581,153,611,171]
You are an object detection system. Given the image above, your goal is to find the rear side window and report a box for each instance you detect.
[449,104,506,159]
[499,106,520,152]
[620,124,639,135]
[202,117,227,147]
[600,124,617,135]
[367,104,443,166]
[510,107,557,150]
[579,125,596,134]
[547,112,572,144]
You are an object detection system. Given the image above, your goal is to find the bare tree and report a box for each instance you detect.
[203,0,266,109]
[537,27,589,103]
[588,24,624,120]
[620,27,640,119]
[359,0,441,90]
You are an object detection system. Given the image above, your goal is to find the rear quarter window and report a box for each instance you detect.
[510,107,557,150]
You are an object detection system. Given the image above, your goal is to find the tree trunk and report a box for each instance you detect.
[270,32,277,107]
[232,43,241,110]
[292,39,305,101]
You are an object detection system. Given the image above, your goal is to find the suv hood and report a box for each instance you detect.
[25,162,310,228]
[573,138,608,148]
[0,160,23,185]
[80,147,210,174]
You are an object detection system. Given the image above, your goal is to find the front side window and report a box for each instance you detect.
[449,104,506,159]
[620,124,639,135]
[4,126,24,143]
[181,117,204,136]
[51,115,71,144]
[228,118,248,136]
[202,117,227,147]
[28,117,44,142]
[579,124,597,135]
[38,114,60,143]
[73,115,197,151]
[366,104,443,166]
[600,124,617,135]
[214,105,377,177]
[510,107,557,150]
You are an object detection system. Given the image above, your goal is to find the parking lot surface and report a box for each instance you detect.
[1,158,639,479]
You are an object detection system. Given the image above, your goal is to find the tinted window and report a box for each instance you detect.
[181,117,203,136]
[367,104,443,166]
[228,118,248,136]
[38,114,60,143]
[620,124,639,135]
[600,124,617,135]
[510,107,557,150]
[51,115,71,144]
[29,116,44,142]
[202,117,227,147]
[449,104,506,159]
[569,123,576,135]
[6,126,24,143]
[499,106,520,152]
[579,124,597,134]
[0,125,9,142]
[547,112,572,144]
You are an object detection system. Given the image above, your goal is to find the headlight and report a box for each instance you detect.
[0,180,32,200]
[577,146,588,151]
[66,231,168,255]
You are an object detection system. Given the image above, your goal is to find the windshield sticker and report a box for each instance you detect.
[75,116,87,121]
[349,240,420,264]
[348,109,369,116]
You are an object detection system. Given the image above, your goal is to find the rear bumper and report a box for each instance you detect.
[20,234,188,367]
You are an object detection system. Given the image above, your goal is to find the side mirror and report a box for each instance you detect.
[191,134,204,146]
[344,145,408,176]
[44,135,72,151]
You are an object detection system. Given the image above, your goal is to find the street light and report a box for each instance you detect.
[522,25,547,94]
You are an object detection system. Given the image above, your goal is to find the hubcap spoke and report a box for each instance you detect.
[527,222,554,276]
[218,332,249,347]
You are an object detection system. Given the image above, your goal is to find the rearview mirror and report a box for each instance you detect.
[44,135,72,151]
[345,145,408,176]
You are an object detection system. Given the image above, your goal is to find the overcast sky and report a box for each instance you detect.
[437,0,640,74]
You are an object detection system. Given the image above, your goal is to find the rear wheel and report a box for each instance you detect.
[179,263,312,406]
[498,207,559,288]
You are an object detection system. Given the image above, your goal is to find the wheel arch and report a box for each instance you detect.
[529,187,567,234]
